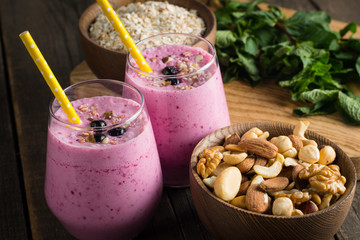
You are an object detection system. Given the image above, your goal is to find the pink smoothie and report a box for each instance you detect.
[45,96,162,240]
[126,45,230,186]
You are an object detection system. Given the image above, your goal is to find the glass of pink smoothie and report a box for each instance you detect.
[45,79,163,240]
[125,33,230,187]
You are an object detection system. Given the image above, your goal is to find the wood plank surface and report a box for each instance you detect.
[0,21,29,240]
[0,0,94,239]
[1,0,359,239]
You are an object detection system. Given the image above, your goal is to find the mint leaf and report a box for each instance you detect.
[215,0,360,124]
[284,11,331,36]
[337,92,360,124]
[216,30,237,48]
[300,89,339,103]
[244,36,258,56]
[340,22,357,37]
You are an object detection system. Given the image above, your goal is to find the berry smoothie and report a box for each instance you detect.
[126,34,230,186]
[45,81,162,240]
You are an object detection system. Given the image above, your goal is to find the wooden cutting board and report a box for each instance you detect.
[70,4,360,179]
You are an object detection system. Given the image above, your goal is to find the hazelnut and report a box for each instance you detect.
[298,200,318,214]
[318,145,336,165]
[298,145,320,164]
[272,197,294,216]
[270,136,292,153]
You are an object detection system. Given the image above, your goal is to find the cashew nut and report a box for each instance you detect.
[319,194,333,210]
[202,176,217,188]
[293,121,318,147]
[253,153,284,178]
[292,209,304,216]
[284,157,300,167]
[250,175,264,185]
[258,131,270,140]
[224,144,246,152]
[210,162,232,176]
[223,151,248,165]
[241,127,264,140]
[230,195,247,209]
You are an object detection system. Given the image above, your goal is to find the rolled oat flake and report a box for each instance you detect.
[89,1,206,53]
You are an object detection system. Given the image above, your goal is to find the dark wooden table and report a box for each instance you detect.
[1,0,359,239]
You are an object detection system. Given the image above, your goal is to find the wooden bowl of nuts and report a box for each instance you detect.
[189,121,357,240]
[78,0,216,80]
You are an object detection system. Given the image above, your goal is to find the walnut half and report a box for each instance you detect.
[196,146,225,179]
[299,164,346,195]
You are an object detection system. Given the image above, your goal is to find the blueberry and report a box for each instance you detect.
[90,120,107,132]
[108,127,126,136]
[94,133,106,143]
[161,66,179,75]
[166,78,181,85]
[90,120,107,128]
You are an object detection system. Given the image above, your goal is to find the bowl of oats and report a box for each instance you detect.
[79,0,216,80]
[189,121,356,240]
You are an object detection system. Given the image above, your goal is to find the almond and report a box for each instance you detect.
[288,135,303,151]
[223,133,241,146]
[245,184,269,213]
[247,156,267,175]
[236,156,255,173]
[292,165,308,189]
[238,138,278,159]
[259,177,289,192]
[237,181,251,196]
[278,166,293,180]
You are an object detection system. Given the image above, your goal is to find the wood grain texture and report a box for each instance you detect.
[1,0,93,239]
[0,26,29,240]
[189,122,357,240]
[166,188,214,240]
[2,0,360,239]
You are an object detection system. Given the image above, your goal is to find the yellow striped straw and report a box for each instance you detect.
[96,0,153,73]
[19,31,82,124]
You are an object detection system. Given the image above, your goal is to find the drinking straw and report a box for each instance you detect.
[19,31,82,124]
[96,0,153,73]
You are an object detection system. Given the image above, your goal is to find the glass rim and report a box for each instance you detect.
[126,33,216,78]
[49,79,145,131]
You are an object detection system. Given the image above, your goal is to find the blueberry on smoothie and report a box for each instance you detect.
[161,66,179,75]
[90,120,107,128]
[166,78,181,85]
[90,120,107,133]
[93,133,106,143]
[108,127,126,136]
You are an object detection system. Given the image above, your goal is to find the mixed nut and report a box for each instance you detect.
[196,121,347,216]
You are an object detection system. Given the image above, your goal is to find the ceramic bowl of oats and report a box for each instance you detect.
[189,121,357,240]
[79,0,216,80]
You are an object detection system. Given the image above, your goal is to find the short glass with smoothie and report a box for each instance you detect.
[125,33,230,187]
[45,80,162,240]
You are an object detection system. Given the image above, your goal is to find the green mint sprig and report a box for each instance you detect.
[215,0,360,124]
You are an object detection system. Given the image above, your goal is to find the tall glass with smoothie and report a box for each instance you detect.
[45,79,162,240]
[125,33,230,187]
